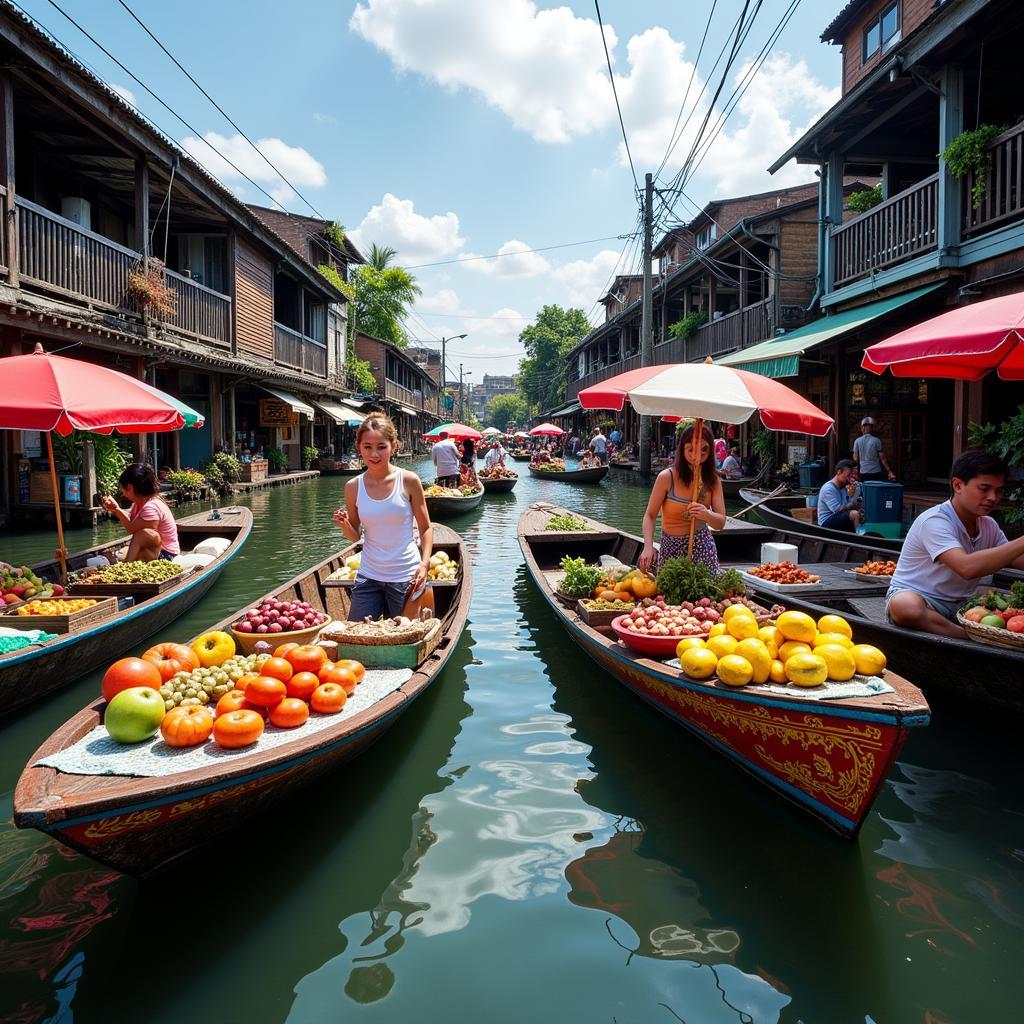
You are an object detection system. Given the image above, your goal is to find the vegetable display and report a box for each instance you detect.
[427,551,458,581]
[544,513,589,532]
[745,562,821,585]
[656,557,724,605]
[73,561,182,585]
[558,556,604,599]
[1,563,63,604]
[15,598,98,616]
[535,459,566,472]
[232,598,328,635]
[479,466,518,480]
[424,484,481,497]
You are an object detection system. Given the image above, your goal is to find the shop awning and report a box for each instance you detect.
[260,385,315,418]
[547,400,581,418]
[717,284,945,378]
[390,404,418,417]
[311,398,363,425]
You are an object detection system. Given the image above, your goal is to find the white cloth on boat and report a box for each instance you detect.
[172,552,215,571]
[36,668,413,778]
[193,536,231,557]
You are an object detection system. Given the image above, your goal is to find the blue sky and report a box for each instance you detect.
[15,0,844,376]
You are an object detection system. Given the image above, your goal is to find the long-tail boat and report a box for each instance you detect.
[528,464,609,484]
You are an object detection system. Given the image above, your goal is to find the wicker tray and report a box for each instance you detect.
[576,599,637,628]
[330,619,443,668]
[957,612,1024,651]
[231,622,322,655]
[69,570,189,598]
[2,597,117,634]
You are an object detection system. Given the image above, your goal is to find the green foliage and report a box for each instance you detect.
[346,353,377,393]
[51,433,83,474]
[349,245,422,347]
[656,556,722,605]
[544,513,589,531]
[323,221,346,251]
[517,305,591,411]
[969,406,1024,524]
[317,263,354,299]
[942,124,1010,209]
[166,469,205,501]
[717,568,745,597]
[267,447,288,471]
[667,310,708,340]
[198,452,241,496]
[847,185,883,214]
[487,393,527,432]
[92,435,130,500]
[750,428,775,475]
[558,556,603,598]
[303,445,319,470]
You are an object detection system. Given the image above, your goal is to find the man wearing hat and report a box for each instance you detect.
[853,417,895,483]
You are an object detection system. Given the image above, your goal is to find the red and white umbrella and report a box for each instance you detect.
[530,422,565,437]
[862,290,1024,380]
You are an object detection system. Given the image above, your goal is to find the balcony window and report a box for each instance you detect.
[863,2,900,64]
[695,224,717,250]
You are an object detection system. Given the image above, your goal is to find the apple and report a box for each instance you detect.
[980,613,1006,628]
[104,687,165,743]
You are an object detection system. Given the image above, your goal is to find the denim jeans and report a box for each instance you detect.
[348,577,410,620]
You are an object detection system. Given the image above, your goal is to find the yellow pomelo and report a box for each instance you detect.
[812,632,854,650]
[765,641,779,659]
[778,640,812,663]
[785,652,828,687]
[707,622,728,638]
[726,614,759,641]
[851,644,887,676]
[759,625,784,648]
[717,654,754,687]
[817,613,853,640]
[776,610,817,644]
[769,659,788,684]
[681,647,718,680]
[722,604,757,623]
[706,634,738,659]
[815,643,857,682]
[675,636,706,660]
[735,638,772,684]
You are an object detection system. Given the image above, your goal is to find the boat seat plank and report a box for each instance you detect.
[845,596,889,624]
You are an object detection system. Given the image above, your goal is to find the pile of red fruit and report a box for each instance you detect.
[619,598,722,638]
[233,598,328,634]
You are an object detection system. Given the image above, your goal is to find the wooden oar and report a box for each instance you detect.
[729,483,788,520]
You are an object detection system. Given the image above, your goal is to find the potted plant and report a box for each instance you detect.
[302,445,319,470]
[267,447,288,474]
[942,123,1010,209]
[126,258,177,318]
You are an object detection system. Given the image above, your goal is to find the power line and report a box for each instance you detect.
[594,0,639,193]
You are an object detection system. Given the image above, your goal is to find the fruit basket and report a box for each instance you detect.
[232,622,321,655]
[2,597,117,634]
[577,599,635,628]
[956,612,1024,651]
[69,561,188,597]
[610,615,687,657]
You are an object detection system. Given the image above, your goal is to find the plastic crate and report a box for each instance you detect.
[861,481,903,523]
[797,461,827,489]
[858,520,903,540]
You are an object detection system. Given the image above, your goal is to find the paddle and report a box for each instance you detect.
[729,483,788,520]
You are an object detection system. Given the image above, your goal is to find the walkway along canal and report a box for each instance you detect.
[2,465,1022,1023]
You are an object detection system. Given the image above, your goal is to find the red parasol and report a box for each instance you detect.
[862,291,1024,380]
[530,422,565,437]
[422,422,482,441]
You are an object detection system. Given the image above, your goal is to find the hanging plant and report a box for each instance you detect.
[941,123,1009,209]
[667,310,708,341]
[847,185,883,214]
[127,257,178,319]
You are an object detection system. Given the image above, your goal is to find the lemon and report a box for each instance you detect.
[769,659,788,684]
[785,652,828,687]
[681,647,718,680]
[716,654,753,687]
[850,644,887,676]
[812,632,854,650]
[776,610,817,644]
[735,638,772,684]
[778,640,812,663]
[726,614,759,641]
[759,625,784,648]
[706,634,739,659]
[708,622,728,638]
[675,636,706,660]
[815,643,857,682]
[817,613,853,640]
[722,604,757,623]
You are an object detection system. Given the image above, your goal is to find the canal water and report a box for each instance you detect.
[2,464,1021,1024]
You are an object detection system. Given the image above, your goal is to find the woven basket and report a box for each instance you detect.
[957,612,1024,651]
[232,622,322,655]
[320,619,435,646]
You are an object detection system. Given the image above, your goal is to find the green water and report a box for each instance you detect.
[2,466,1022,1023]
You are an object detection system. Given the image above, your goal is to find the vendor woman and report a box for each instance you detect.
[638,422,727,575]
[102,463,180,562]
[332,414,434,621]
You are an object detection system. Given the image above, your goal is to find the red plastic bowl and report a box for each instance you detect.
[610,615,687,657]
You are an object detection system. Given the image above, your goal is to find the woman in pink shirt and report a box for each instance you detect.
[101,463,180,561]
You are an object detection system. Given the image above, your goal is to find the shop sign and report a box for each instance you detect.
[259,399,298,428]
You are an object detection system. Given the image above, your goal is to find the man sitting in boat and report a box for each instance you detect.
[101,463,180,562]
[816,460,862,532]
[887,450,1024,638]
[720,446,743,479]
[577,448,596,468]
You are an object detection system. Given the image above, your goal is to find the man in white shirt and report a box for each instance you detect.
[887,450,1024,637]
[589,429,607,465]
[853,417,895,482]
[484,443,508,471]
[431,432,461,487]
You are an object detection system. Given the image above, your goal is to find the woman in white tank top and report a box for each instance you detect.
[332,414,434,621]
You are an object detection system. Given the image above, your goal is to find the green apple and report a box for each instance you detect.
[105,687,165,743]
[980,613,1007,628]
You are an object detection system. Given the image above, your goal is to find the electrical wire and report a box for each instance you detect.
[594,0,639,193]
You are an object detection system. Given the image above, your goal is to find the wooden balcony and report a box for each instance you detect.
[274,322,327,377]
[567,352,641,400]
[963,120,1024,237]
[384,378,422,409]
[15,197,232,347]
[831,174,938,287]
[686,296,775,360]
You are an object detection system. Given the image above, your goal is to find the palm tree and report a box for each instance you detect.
[349,243,421,348]
[367,243,399,270]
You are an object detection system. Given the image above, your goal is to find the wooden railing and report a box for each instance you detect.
[385,378,421,409]
[274,321,327,377]
[831,174,938,286]
[963,120,1024,236]
[688,296,775,360]
[163,268,231,347]
[567,352,642,399]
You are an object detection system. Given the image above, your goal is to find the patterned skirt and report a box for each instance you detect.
[658,529,720,575]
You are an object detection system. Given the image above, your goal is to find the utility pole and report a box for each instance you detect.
[459,363,465,421]
[639,171,654,476]
[439,333,467,418]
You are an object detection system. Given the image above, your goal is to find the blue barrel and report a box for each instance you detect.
[61,475,82,504]
[798,460,827,489]
[862,481,903,522]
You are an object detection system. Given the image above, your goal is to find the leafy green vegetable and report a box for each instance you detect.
[545,513,589,532]
[717,568,745,598]
[656,557,723,605]
[1012,581,1024,608]
[559,556,603,598]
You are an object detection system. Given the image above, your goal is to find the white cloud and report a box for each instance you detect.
[109,83,137,106]
[551,249,624,310]
[416,287,468,316]
[463,239,550,279]
[349,193,465,266]
[312,112,337,125]
[179,131,327,206]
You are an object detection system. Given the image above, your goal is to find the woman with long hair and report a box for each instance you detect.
[459,438,478,487]
[332,414,434,620]
[101,462,180,562]
[638,422,727,575]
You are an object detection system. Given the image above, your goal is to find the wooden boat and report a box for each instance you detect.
[480,474,518,493]
[739,488,903,552]
[0,508,252,717]
[518,502,929,837]
[318,461,363,477]
[511,451,532,462]
[424,486,484,517]
[14,524,471,876]
[528,464,609,484]
[720,471,764,498]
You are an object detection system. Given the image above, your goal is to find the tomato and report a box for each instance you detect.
[244,675,287,708]
[311,682,347,713]
[142,642,200,682]
[215,689,249,717]
[317,665,358,695]
[161,705,214,747]
[213,709,265,749]
[274,641,301,659]
[269,697,309,728]
[242,700,269,721]
[102,657,163,703]
[334,659,365,685]
[286,671,320,701]
[1007,614,1024,634]
[259,656,293,683]
[285,644,328,675]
